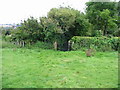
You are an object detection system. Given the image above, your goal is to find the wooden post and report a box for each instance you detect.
[22,41,25,47]
[16,40,19,45]
[54,41,57,50]
[71,41,74,50]
[68,41,71,51]
[20,41,22,47]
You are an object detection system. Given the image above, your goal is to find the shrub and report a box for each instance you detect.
[2,40,19,48]
[3,35,12,42]
[70,36,119,51]
[26,41,53,49]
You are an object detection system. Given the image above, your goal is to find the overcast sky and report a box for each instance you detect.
[0,0,119,24]
[0,0,90,24]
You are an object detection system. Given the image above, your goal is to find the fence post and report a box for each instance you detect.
[54,41,57,50]
[22,41,25,47]
[71,41,74,50]
[68,41,73,51]
[20,41,22,47]
[68,41,70,51]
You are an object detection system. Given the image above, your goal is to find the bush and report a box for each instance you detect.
[3,35,12,42]
[26,41,53,49]
[70,36,119,51]
[2,40,19,48]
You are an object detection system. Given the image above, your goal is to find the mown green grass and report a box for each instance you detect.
[2,48,118,88]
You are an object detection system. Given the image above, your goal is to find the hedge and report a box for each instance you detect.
[70,36,119,51]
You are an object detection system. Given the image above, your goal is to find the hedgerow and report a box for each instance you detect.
[70,36,119,51]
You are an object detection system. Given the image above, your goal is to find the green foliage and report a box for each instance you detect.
[48,7,77,33]
[92,30,103,37]
[1,28,13,42]
[26,41,53,50]
[70,36,119,51]
[100,9,110,19]
[8,7,91,51]
[86,2,118,36]
[11,17,43,44]
[45,7,91,50]
[1,40,19,48]
[2,35,11,42]
[47,7,91,38]
[40,17,62,42]
[4,4,119,51]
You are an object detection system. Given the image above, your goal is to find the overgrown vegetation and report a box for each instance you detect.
[1,1,119,51]
[70,36,119,51]
[86,1,119,36]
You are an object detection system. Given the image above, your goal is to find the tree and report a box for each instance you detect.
[12,17,43,44]
[85,1,118,36]
[46,7,91,50]
[39,17,63,43]
[99,9,117,35]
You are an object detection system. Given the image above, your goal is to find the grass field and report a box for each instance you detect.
[2,48,118,88]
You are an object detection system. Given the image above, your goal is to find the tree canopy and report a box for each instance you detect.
[43,7,91,50]
[85,1,118,36]
[4,1,119,51]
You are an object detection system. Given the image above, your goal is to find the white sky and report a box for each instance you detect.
[0,0,119,24]
[0,0,89,24]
